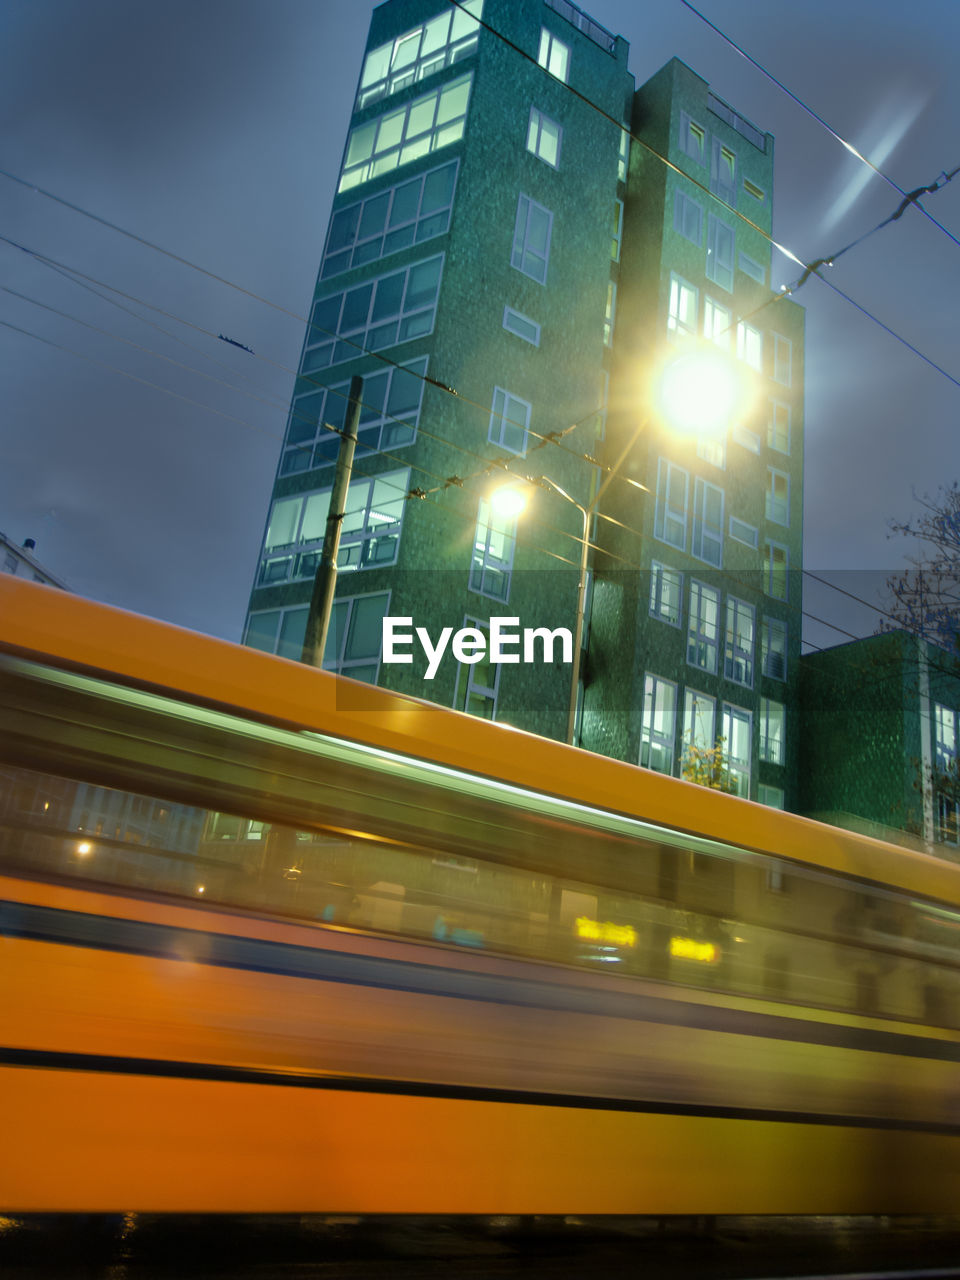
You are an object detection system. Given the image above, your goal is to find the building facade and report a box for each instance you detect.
[244,0,805,802]
[1,531,68,589]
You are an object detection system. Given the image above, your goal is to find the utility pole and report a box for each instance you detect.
[301,375,362,668]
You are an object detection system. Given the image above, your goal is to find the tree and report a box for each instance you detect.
[886,483,960,658]
[681,737,739,794]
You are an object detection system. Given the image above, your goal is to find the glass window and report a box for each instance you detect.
[768,400,790,454]
[612,199,624,261]
[744,178,766,203]
[538,28,570,82]
[654,458,689,550]
[703,297,731,349]
[937,794,960,846]
[724,597,755,687]
[766,468,790,526]
[667,274,698,337]
[488,387,531,454]
[697,434,726,469]
[706,215,734,291]
[324,592,391,683]
[759,783,784,809]
[737,320,762,371]
[244,606,310,663]
[764,540,789,600]
[604,281,617,346]
[683,688,716,755]
[688,580,720,674]
[502,306,540,346]
[692,477,724,567]
[673,189,703,246]
[739,251,765,284]
[527,107,562,167]
[761,617,787,680]
[721,703,752,797]
[650,562,682,626]
[711,139,737,205]
[640,674,677,774]
[934,704,958,770]
[728,517,757,550]
[454,616,500,719]
[470,499,517,602]
[679,112,705,165]
[511,194,553,283]
[340,74,473,191]
[774,334,792,386]
[618,127,630,181]
[321,161,457,279]
[760,697,785,765]
[357,3,482,108]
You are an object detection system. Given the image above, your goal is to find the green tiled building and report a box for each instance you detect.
[244,0,806,803]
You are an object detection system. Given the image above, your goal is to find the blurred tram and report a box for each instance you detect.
[3,576,960,1215]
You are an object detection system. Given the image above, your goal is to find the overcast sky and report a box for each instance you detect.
[2,0,958,653]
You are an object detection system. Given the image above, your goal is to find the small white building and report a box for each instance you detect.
[0,531,68,590]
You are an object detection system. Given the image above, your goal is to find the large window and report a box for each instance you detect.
[470,498,517,602]
[692,477,723,566]
[604,281,617,346]
[674,189,703,246]
[763,540,789,600]
[245,591,389,681]
[688,580,720,674]
[766,467,790,526]
[679,111,705,165]
[711,139,737,205]
[703,297,731,349]
[527,107,562,167]
[760,697,785,765]
[768,400,790,454]
[667,274,698,337]
[650,562,682,626]
[340,74,472,192]
[721,703,752,797]
[356,2,483,108]
[935,703,958,770]
[453,616,500,719]
[761,616,787,680]
[724,597,755,687]
[706,215,734,291]
[512,194,553,283]
[488,387,531,454]
[737,320,762,371]
[502,307,540,346]
[258,468,409,585]
[282,359,426,475]
[538,28,570,82]
[305,256,442,371]
[654,458,689,551]
[322,163,457,280]
[729,516,758,549]
[640,674,677,774]
[683,688,716,755]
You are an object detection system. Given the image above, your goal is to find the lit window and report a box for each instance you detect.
[654,458,689,551]
[674,190,703,246]
[356,2,483,108]
[935,704,958,770]
[618,127,630,181]
[774,334,792,386]
[682,688,716,755]
[739,251,765,284]
[322,161,457,279]
[706,215,734,291]
[488,386,531,453]
[729,517,758,549]
[527,107,562,167]
[502,306,540,346]
[766,468,789,526]
[340,75,472,191]
[688,580,720,674]
[737,320,762,371]
[640,674,677,774]
[692,477,724,567]
[667,274,698,337]
[937,793,960,845]
[283,359,426,474]
[768,401,790,454]
[704,297,731,349]
[679,112,705,164]
[711,139,737,205]
[650,562,682,626]
[470,499,517,602]
[603,281,617,346]
[697,434,726,468]
[743,178,765,203]
[721,703,752,797]
[305,256,443,371]
[511,194,553,283]
[257,469,409,585]
[760,697,785,765]
[611,199,624,261]
[538,28,570,82]
[724,597,755,687]
[761,617,787,680]
[763,540,789,600]
[454,616,500,719]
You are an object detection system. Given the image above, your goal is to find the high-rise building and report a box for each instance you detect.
[244,0,805,804]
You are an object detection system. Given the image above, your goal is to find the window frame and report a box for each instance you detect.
[469,498,517,603]
[488,386,532,454]
[687,579,720,675]
[649,561,683,627]
[537,27,571,82]
[511,193,553,284]
[766,466,790,526]
[724,596,756,688]
[706,214,735,291]
[654,457,689,551]
[527,105,563,168]
[692,476,724,567]
[453,614,501,719]
[673,189,703,246]
[721,702,752,798]
[768,400,791,454]
[761,616,788,681]
[759,696,785,765]
[667,273,698,337]
[640,673,678,775]
[502,306,541,347]
[679,111,706,165]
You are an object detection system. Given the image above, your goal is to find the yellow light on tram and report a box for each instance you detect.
[669,935,719,964]
[197,885,206,895]
[575,916,637,947]
[76,841,92,857]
